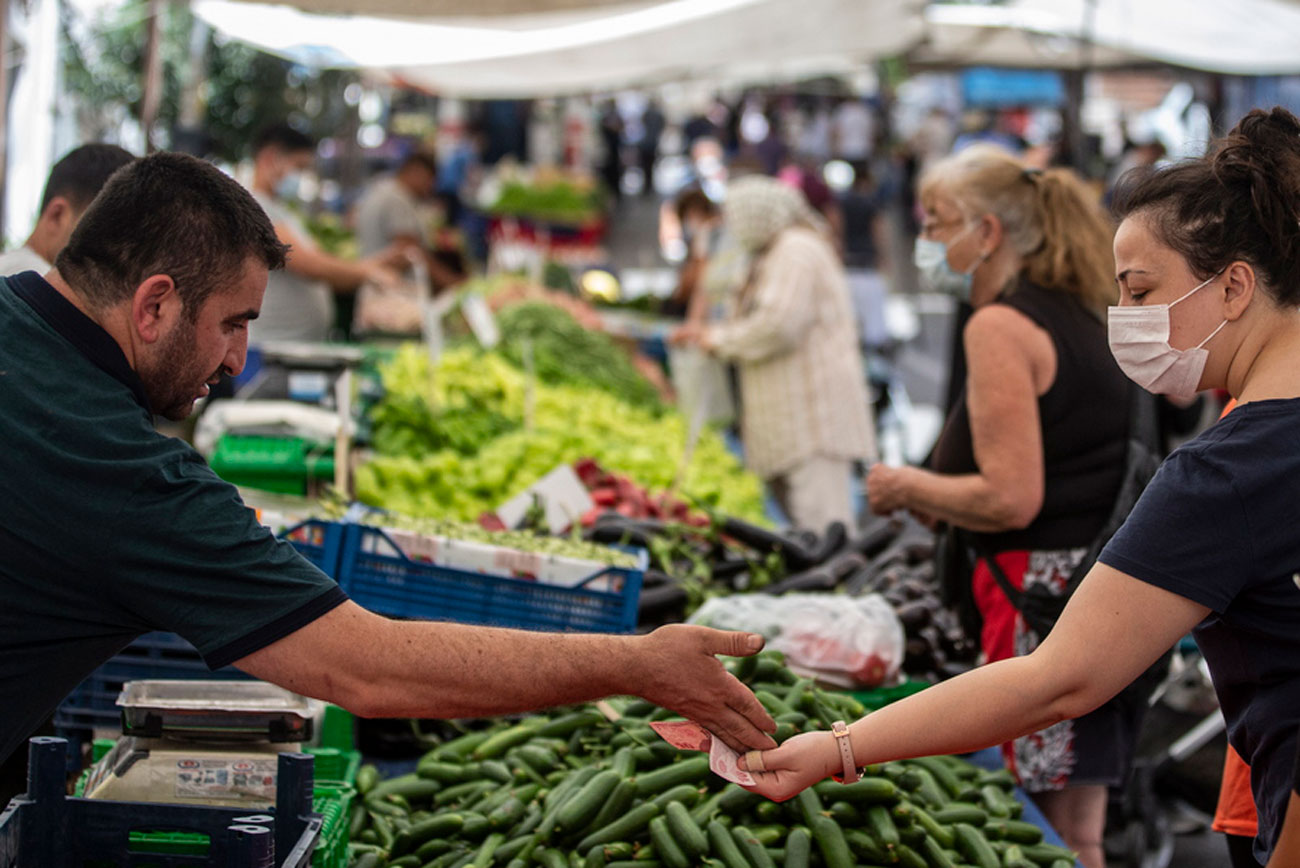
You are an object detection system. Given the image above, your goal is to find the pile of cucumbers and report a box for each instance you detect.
[346,652,1076,868]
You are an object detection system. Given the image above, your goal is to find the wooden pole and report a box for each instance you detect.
[140,0,164,152]
[0,0,10,234]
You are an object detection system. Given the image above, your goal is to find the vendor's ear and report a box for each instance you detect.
[1222,260,1256,321]
[131,274,183,343]
[40,196,77,234]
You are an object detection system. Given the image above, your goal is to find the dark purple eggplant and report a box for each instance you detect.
[805,521,848,565]
[847,517,902,559]
[637,581,689,616]
[719,517,820,568]
[894,600,934,631]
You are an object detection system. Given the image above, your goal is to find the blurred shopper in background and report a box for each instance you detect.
[866,145,1135,866]
[354,152,465,293]
[672,175,875,532]
[0,144,135,275]
[248,124,404,343]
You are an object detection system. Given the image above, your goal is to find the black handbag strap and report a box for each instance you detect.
[977,383,1162,618]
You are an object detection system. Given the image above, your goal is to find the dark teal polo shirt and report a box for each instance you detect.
[0,272,347,763]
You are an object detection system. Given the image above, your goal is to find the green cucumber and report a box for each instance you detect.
[389,857,423,868]
[633,757,711,797]
[1018,843,1079,864]
[815,776,900,805]
[475,723,544,760]
[908,757,965,799]
[479,761,515,785]
[651,784,705,811]
[611,747,637,778]
[782,827,811,868]
[391,813,466,857]
[707,819,752,868]
[980,785,1013,819]
[732,826,776,868]
[538,710,607,738]
[954,822,1000,868]
[827,802,859,825]
[419,763,481,784]
[488,797,529,831]
[494,835,534,864]
[932,805,989,827]
[794,789,823,827]
[434,731,493,762]
[471,833,507,868]
[649,816,691,868]
[895,843,928,868]
[717,784,763,816]
[576,802,662,852]
[985,820,1042,845]
[919,835,958,868]
[808,815,853,868]
[911,804,956,849]
[844,829,888,863]
[586,779,638,836]
[355,764,380,796]
[557,770,621,833]
[538,848,570,868]
[866,803,901,847]
[665,800,709,858]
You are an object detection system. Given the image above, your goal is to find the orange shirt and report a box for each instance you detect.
[1210,399,1259,838]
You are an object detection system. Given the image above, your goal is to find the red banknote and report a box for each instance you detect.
[649,720,712,751]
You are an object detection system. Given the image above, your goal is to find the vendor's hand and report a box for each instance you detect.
[634,624,777,753]
[866,463,911,516]
[738,730,841,802]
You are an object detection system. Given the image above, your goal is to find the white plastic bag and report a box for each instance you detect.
[689,593,905,688]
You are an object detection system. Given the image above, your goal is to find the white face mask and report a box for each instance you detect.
[913,223,985,300]
[1107,270,1229,399]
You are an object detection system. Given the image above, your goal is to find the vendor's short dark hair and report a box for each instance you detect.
[400,152,439,175]
[40,144,135,212]
[56,152,288,320]
[252,123,315,157]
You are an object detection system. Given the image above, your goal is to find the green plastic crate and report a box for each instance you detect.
[845,678,930,711]
[311,783,355,868]
[209,434,335,496]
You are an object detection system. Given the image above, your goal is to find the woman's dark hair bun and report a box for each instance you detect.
[1114,105,1300,307]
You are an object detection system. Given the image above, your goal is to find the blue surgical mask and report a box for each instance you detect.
[275,172,303,201]
[913,224,985,300]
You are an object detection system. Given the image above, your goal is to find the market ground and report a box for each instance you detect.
[604,195,1236,868]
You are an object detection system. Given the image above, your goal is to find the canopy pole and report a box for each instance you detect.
[140,0,164,152]
[0,0,10,233]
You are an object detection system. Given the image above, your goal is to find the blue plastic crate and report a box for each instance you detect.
[279,519,348,578]
[337,524,645,633]
[0,738,321,868]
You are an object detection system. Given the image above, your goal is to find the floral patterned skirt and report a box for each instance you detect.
[972,548,1148,793]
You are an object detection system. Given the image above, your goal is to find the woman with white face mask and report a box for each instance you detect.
[867,144,1136,866]
[738,108,1300,868]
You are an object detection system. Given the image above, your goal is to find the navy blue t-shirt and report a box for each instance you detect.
[1101,399,1300,862]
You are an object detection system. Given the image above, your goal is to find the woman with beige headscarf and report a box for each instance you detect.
[672,175,875,532]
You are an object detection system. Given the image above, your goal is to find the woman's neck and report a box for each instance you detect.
[1229,312,1300,405]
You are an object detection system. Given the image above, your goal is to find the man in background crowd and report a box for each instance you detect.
[0,144,135,275]
[248,123,405,343]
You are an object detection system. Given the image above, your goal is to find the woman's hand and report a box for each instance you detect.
[866,463,913,515]
[738,730,842,802]
[668,322,704,347]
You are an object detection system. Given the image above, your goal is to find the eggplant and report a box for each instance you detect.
[763,569,838,595]
[805,521,848,565]
[847,516,902,559]
[719,517,820,568]
[637,581,689,617]
[894,600,934,631]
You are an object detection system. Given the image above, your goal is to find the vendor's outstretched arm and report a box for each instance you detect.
[235,601,777,752]
[742,564,1207,799]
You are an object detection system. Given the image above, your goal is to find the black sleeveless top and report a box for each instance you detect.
[930,281,1130,553]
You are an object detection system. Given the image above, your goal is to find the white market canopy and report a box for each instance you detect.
[192,0,924,96]
[192,0,1300,97]
[916,0,1300,74]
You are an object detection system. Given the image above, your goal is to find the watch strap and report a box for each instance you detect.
[831,720,860,783]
